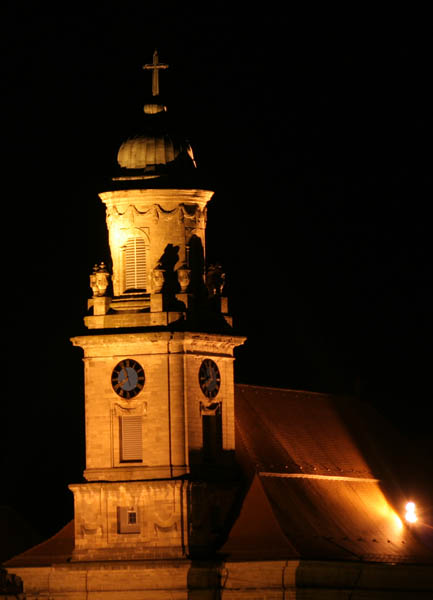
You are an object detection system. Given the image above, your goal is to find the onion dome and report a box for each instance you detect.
[115,102,197,179]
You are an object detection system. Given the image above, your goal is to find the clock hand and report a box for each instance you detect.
[115,367,130,388]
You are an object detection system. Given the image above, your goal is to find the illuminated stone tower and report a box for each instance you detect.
[69,52,245,560]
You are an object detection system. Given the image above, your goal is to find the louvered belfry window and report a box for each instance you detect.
[119,416,143,462]
[124,236,147,291]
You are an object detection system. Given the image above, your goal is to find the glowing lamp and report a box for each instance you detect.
[405,501,417,523]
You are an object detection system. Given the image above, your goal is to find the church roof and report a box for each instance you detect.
[3,521,74,567]
[234,385,374,477]
[4,385,433,567]
[0,507,42,565]
[221,473,432,563]
[232,384,415,480]
[222,385,433,563]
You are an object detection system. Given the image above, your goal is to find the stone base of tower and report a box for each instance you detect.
[69,479,188,562]
[69,478,242,563]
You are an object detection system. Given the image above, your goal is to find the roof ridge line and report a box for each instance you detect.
[235,382,343,398]
[259,472,380,483]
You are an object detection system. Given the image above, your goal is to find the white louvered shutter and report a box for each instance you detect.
[120,416,143,462]
[124,237,147,291]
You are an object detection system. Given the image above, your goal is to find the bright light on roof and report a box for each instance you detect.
[393,513,403,530]
[405,501,417,523]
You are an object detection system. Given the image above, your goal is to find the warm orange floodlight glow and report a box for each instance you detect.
[405,501,417,523]
[393,513,403,530]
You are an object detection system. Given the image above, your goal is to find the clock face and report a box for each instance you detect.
[111,359,145,399]
[199,359,221,399]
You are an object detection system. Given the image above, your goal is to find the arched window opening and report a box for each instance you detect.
[123,236,147,292]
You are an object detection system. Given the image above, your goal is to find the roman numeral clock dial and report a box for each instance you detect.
[199,359,221,399]
[111,359,145,399]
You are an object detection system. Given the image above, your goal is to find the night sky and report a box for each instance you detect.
[2,6,432,539]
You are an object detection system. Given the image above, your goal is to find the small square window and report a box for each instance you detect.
[127,511,137,525]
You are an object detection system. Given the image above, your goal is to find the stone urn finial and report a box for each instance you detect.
[206,263,226,296]
[89,264,99,297]
[96,262,110,296]
[90,262,110,297]
[177,265,191,293]
[151,267,165,293]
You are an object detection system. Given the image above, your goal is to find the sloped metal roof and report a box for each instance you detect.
[222,472,432,563]
[4,520,74,567]
[235,384,382,477]
[221,384,433,563]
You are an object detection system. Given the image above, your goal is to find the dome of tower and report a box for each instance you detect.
[115,102,197,176]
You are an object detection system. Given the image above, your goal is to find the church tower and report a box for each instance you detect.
[69,52,245,560]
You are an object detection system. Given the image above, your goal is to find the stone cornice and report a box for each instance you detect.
[99,188,214,208]
[71,330,246,357]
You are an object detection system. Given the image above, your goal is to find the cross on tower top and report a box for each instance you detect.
[142,50,169,97]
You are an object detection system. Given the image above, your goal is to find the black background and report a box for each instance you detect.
[1,5,431,538]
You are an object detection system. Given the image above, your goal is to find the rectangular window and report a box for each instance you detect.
[119,415,143,462]
[202,405,223,463]
[127,510,137,525]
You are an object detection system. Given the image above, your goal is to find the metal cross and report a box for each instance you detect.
[142,50,169,97]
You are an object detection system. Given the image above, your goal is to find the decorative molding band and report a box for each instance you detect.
[113,401,147,416]
[200,401,221,416]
